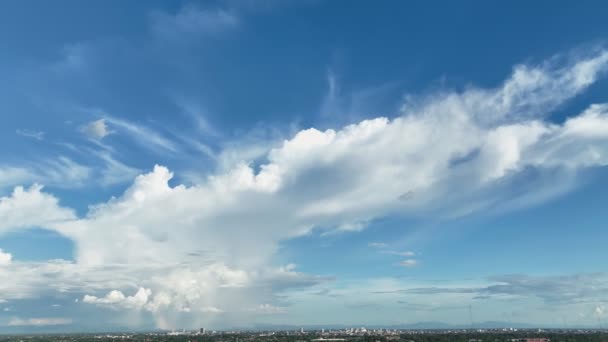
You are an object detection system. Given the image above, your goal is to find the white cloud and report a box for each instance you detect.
[400,259,418,268]
[1,157,91,191]
[595,305,605,317]
[16,129,45,141]
[0,185,75,235]
[7,317,72,326]
[104,116,179,153]
[92,151,142,186]
[320,69,340,118]
[0,249,11,265]
[81,119,110,139]
[83,287,152,310]
[1,49,608,328]
[0,167,33,190]
[320,68,399,124]
[292,273,608,326]
[251,303,287,315]
[0,153,139,191]
[41,157,91,187]
[376,273,608,310]
[200,306,223,313]
[392,251,415,257]
[173,97,219,137]
[368,243,415,257]
[150,4,238,40]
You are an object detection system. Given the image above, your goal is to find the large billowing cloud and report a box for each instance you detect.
[2,49,608,328]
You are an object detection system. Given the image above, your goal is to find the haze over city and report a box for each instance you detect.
[1,0,608,334]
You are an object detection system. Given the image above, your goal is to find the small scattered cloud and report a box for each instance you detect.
[104,116,178,153]
[320,68,401,125]
[311,288,333,297]
[59,43,88,70]
[172,97,219,137]
[91,150,142,186]
[595,305,605,317]
[400,259,418,268]
[382,273,608,306]
[0,167,33,189]
[150,4,238,40]
[389,250,416,257]
[368,242,388,248]
[81,119,111,140]
[7,317,72,327]
[369,243,416,258]
[0,249,12,265]
[250,303,287,315]
[16,129,45,141]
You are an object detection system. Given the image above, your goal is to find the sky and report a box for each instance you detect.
[1,0,608,333]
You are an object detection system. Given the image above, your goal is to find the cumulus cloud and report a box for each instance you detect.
[81,119,111,139]
[1,49,608,328]
[83,287,152,310]
[0,184,75,235]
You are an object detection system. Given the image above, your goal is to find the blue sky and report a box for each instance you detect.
[1,0,608,332]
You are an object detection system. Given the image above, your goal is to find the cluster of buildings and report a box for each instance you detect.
[127,327,605,340]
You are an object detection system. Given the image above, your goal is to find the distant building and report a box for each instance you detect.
[200,328,206,335]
